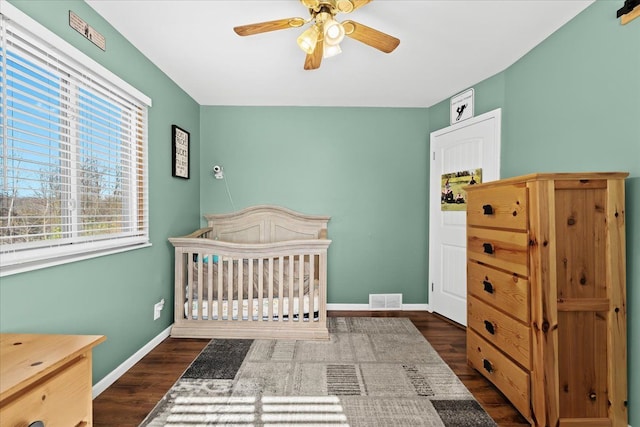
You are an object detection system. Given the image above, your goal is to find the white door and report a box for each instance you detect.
[429,108,501,325]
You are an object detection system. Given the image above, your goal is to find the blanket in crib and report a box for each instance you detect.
[189,257,311,299]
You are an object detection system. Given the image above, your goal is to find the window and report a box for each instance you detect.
[0,3,151,275]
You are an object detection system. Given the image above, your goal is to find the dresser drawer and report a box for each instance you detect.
[467,227,528,276]
[467,329,531,420]
[467,295,530,368]
[467,184,527,231]
[468,261,529,323]
[0,356,91,427]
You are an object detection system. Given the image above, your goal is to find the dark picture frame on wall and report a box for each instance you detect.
[171,125,190,179]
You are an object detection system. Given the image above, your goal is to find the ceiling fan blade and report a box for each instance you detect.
[350,0,372,11]
[304,40,323,70]
[342,20,399,53]
[300,0,370,13]
[234,17,305,36]
[332,0,372,13]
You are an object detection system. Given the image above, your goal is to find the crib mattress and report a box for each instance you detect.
[184,290,319,321]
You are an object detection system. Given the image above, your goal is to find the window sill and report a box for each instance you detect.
[0,242,153,277]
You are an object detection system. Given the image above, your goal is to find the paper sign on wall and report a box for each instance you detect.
[450,88,474,125]
[69,11,106,51]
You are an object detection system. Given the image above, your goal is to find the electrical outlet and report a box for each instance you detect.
[153,299,165,320]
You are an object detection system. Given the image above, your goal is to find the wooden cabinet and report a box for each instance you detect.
[0,334,106,427]
[465,172,628,427]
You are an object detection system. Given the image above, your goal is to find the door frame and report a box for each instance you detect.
[428,108,502,322]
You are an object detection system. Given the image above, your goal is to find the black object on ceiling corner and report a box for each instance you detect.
[617,0,640,18]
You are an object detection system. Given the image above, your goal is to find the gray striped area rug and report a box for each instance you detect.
[140,317,496,427]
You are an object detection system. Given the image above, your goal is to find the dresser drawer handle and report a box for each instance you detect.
[482,358,494,374]
[482,204,494,215]
[482,280,494,294]
[484,320,496,335]
[482,243,494,254]
[29,422,45,427]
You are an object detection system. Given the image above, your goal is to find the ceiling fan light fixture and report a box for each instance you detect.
[297,24,320,54]
[234,0,399,70]
[323,41,342,58]
[323,18,345,46]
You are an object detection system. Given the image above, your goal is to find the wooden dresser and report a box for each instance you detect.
[0,334,106,427]
[465,172,628,427]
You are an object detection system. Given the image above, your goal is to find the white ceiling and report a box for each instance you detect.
[85,0,594,108]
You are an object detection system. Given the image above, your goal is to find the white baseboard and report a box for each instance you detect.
[92,325,172,398]
[403,303,431,311]
[327,303,431,311]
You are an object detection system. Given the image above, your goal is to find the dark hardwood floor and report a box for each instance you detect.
[93,311,529,426]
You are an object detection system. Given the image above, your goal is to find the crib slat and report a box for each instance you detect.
[198,255,205,320]
[238,258,243,320]
[186,254,193,321]
[309,254,315,322]
[227,258,234,320]
[268,257,274,321]
[319,251,327,325]
[298,255,304,323]
[217,255,223,321]
[207,256,213,320]
[288,255,294,323]
[278,257,284,322]
[175,249,185,323]
[258,258,264,321]
[247,258,254,322]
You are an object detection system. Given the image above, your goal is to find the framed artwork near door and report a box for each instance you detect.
[441,168,482,211]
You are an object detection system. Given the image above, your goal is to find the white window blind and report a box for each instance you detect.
[0,3,151,275]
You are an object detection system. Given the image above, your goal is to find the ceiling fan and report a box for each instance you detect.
[233,0,400,70]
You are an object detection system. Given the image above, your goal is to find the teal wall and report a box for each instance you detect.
[428,1,639,421]
[1,0,637,425]
[0,0,201,383]
[199,106,430,304]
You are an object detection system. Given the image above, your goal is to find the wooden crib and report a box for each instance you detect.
[169,205,331,340]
